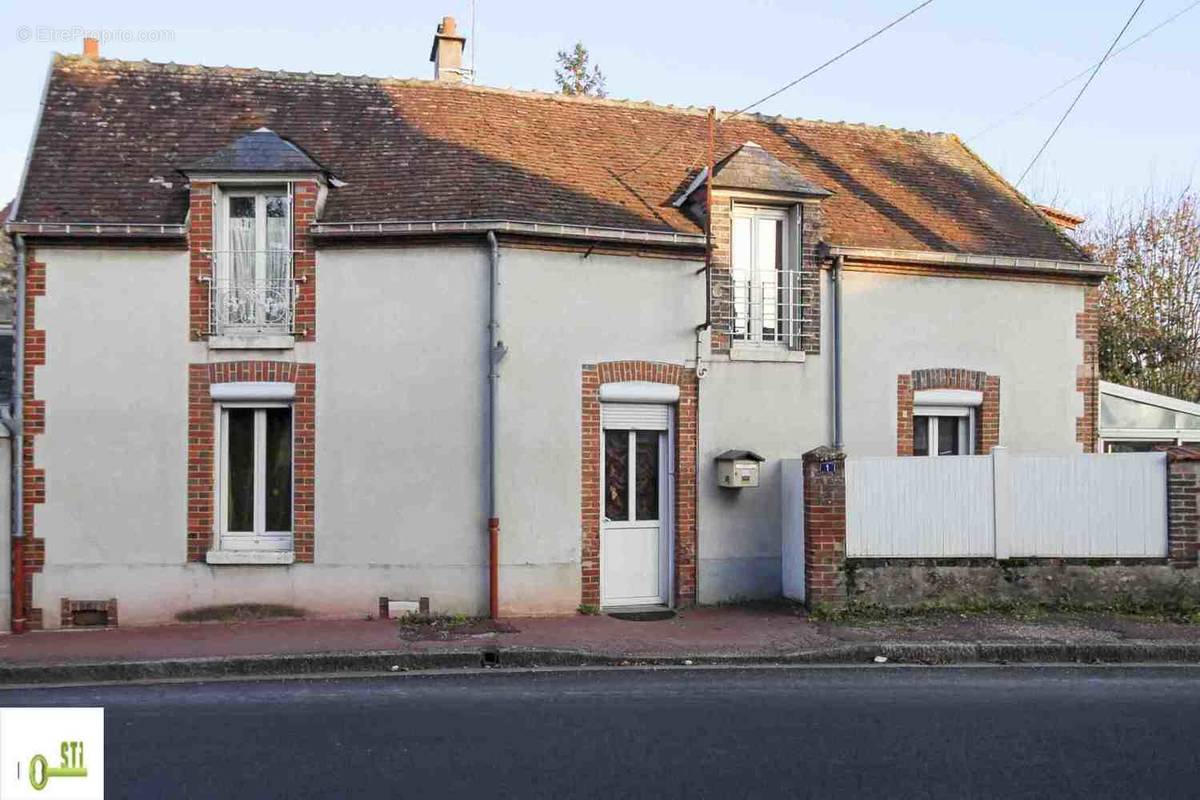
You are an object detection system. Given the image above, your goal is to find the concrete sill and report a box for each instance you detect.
[208,334,295,351]
[728,344,807,364]
[205,550,295,566]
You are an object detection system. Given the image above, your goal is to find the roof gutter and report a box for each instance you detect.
[4,222,186,238]
[826,244,1110,279]
[311,219,706,248]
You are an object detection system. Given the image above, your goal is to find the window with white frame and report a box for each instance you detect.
[730,205,801,347]
[217,403,294,551]
[913,407,975,456]
[213,187,294,334]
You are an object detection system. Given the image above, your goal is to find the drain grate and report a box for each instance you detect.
[607,609,677,622]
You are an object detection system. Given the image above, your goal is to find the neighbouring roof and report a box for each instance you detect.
[1035,204,1086,231]
[13,55,1088,261]
[183,127,325,174]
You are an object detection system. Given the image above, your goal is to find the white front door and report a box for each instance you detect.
[600,404,672,607]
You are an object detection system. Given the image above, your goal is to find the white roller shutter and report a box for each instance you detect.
[602,402,671,430]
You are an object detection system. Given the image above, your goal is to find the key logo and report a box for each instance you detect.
[0,708,104,799]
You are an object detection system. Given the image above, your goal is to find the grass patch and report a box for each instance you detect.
[394,613,514,641]
[176,603,304,623]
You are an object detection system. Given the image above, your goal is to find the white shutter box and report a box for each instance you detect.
[602,402,671,430]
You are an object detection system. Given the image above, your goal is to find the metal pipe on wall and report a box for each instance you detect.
[486,231,504,619]
[832,254,844,449]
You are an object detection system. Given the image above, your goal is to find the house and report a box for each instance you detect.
[3,20,1106,630]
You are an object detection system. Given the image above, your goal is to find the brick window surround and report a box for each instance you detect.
[188,361,316,562]
[897,368,1000,456]
[188,180,318,341]
[581,361,698,608]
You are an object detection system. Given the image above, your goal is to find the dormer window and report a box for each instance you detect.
[215,188,293,335]
[184,126,327,346]
[731,205,799,347]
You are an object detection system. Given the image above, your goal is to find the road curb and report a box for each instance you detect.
[6,640,1200,684]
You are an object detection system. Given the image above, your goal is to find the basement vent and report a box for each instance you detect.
[61,598,118,628]
[71,609,109,627]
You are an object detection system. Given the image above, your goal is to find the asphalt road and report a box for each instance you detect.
[4,666,1200,798]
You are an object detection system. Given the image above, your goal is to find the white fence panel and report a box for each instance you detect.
[1007,452,1167,558]
[846,456,994,557]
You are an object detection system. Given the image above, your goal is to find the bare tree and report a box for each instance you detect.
[554,42,606,97]
[1080,188,1200,401]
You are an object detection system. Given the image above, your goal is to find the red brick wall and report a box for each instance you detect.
[292,181,318,340]
[1168,448,1200,566]
[187,361,316,562]
[1076,285,1099,452]
[580,361,698,608]
[803,446,846,606]
[17,250,48,629]
[188,182,213,339]
[188,180,319,340]
[897,368,1001,456]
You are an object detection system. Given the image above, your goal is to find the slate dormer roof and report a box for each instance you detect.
[183,127,325,175]
[711,141,831,198]
[11,55,1089,262]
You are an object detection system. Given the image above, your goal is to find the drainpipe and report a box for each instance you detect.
[8,235,25,633]
[832,254,844,449]
[486,231,505,619]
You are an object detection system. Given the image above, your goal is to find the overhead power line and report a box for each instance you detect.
[1014,0,1148,189]
[615,0,935,178]
[970,0,1200,142]
[723,0,935,124]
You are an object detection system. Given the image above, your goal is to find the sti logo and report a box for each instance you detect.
[28,740,89,791]
[0,707,104,800]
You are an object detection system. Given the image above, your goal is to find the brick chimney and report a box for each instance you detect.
[82,37,100,59]
[429,16,467,82]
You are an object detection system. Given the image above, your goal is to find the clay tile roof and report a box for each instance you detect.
[14,55,1088,261]
[710,141,830,197]
[183,127,325,174]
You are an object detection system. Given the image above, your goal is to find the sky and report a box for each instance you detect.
[0,0,1196,221]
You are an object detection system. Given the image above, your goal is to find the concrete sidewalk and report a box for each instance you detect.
[5,605,1200,684]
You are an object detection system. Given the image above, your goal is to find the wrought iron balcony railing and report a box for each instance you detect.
[203,250,298,336]
[728,273,803,347]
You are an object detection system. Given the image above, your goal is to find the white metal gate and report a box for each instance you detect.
[846,450,1167,559]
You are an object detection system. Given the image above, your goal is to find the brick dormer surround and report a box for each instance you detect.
[188,180,319,341]
[708,194,827,355]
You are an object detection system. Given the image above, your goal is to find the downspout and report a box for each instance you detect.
[486,231,505,619]
[832,254,844,449]
[7,235,25,633]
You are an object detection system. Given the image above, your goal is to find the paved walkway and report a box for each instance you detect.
[4,605,1200,667]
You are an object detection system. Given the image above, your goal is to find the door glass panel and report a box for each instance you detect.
[756,218,779,336]
[913,416,930,456]
[226,408,255,532]
[634,431,660,521]
[264,195,290,324]
[604,430,629,521]
[936,416,959,456]
[731,217,753,338]
[264,407,292,532]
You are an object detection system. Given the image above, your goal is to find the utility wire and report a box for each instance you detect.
[723,0,935,124]
[1014,0,1147,189]
[615,0,935,178]
[970,0,1200,142]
